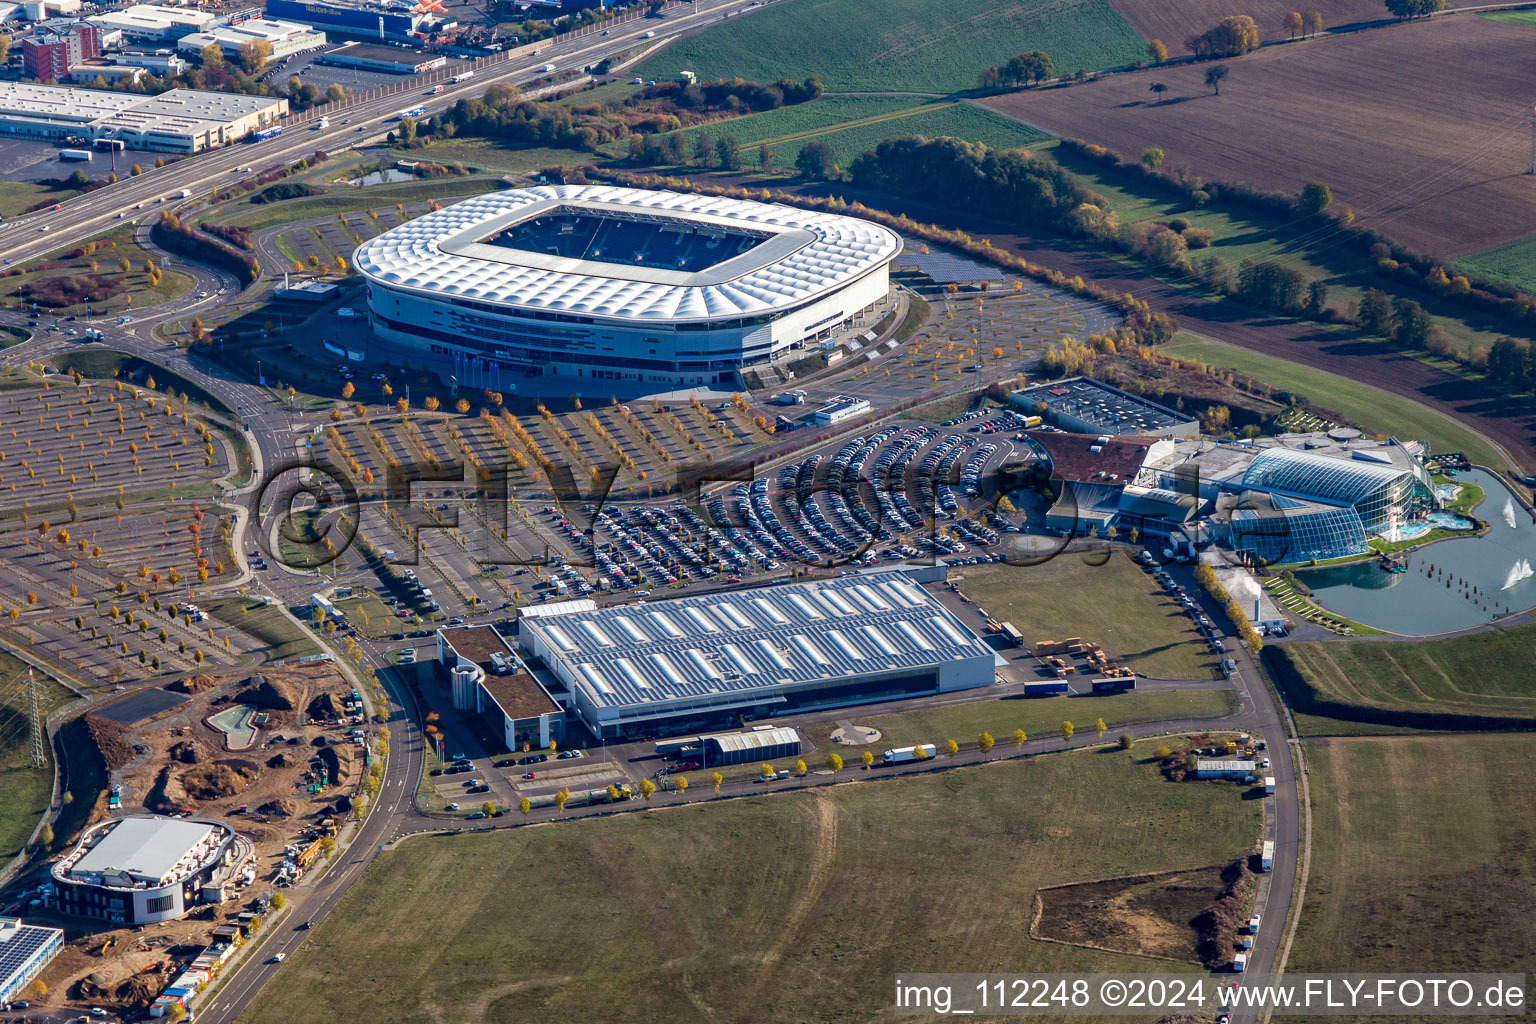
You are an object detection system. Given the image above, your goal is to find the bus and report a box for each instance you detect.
[396,105,427,120]
[252,126,283,141]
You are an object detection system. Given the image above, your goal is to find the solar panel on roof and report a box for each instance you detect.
[649,652,683,686]
[686,648,721,679]
[931,617,971,650]
[897,248,1005,284]
[614,657,648,690]
[581,622,614,647]
[546,624,577,652]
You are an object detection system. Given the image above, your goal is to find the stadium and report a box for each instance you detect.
[353,185,901,388]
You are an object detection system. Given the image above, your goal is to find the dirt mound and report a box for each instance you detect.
[266,752,292,769]
[258,798,298,817]
[237,675,298,711]
[1193,859,1256,969]
[82,714,137,771]
[169,740,206,764]
[307,692,346,721]
[167,673,218,694]
[180,763,248,801]
[74,971,165,1008]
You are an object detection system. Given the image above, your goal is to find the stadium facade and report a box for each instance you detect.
[515,574,998,740]
[353,185,900,388]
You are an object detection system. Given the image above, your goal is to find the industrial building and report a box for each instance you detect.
[1194,759,1258,779]
[353,185,899,388]
[437,625,565,750]
[516,574,999,740]
[177,18,325,61]
[0,82,288,151]
[654,726,802,766]
[317,41,448,73]
[21,22,101,83]
[51,815,244,925]
[263,0,455,42]
[88,3,216,43]
[0,917,63,1008]
[1012,376,1200,439]
[813,396,871,426]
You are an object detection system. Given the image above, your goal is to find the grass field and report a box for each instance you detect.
[240,749,1260,1024]
[957,554,1221,679]
[1160,334,1508,468]
[1293,734,1536,975]
[0,653,74,864]
[800,687,1238,753]
[0,223,195,315]
[208,598,322,664]
[981,17,1536,257]
[215,176,502,231]
[1267,620,1536,736]
[1480,8,1536,25]
[1454,233,1536,298]
[0,181,77,220]
[637,0,1148,94]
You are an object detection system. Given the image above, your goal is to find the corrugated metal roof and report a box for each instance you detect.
[709,727,801,754]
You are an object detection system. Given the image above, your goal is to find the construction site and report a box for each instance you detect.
[5,663,369,1020]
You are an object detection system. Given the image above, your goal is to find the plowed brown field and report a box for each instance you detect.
[1111,0,1384,50]
[982,16,1536,257]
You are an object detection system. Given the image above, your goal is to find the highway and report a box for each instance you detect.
[0,0,763,268]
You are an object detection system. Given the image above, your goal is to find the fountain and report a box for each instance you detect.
[1501,559,1533,591]
[1503,498,1518,530]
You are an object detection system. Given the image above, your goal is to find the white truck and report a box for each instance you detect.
[540,62,555,73]
[1261,840,1275,872]
[882,744,937,765]
[1264,776,1276,795]
[175,188,192,199]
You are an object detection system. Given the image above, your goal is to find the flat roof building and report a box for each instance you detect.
[318,41,448,74]
[1012,376,1200,439]
[813,396,871,426]
[518,574,999,740]
[0,81,287,151]
[177,18,324,61]
[1194,759,1257,779]
[438,625,565,750]
[654,726,802,766]
[88,4,215,42]
[52,815,239,924]
[0,917,63,1008]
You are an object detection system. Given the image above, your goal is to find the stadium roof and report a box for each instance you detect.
[523,576,993,712]
[68,817,216,884]
[353,185,900,323]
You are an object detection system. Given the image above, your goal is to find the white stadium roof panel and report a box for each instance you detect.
[353,185,900,324]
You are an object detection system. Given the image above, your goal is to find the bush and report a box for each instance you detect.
[152,213,259,287]
[251,181,324,204]
[1182,227,1214,249]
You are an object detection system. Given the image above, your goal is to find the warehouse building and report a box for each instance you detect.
[654,726,802,766]
[263,0,454,42]
[52,816,240,925]
[318,41,447,74]
[437,625,565,750]
[0,916,63,1007]
[1012,376,1200,439]
[0,82,287,151]
[88,4,216,43]
[518,575,999,740]
[1194,759,1258,779]
[177,18,324,61]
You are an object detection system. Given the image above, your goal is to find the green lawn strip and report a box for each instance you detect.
[213,176,505,231]
[800,688,1238,754]
[636,0,1147,94]
[335,590,397,641]
[0,180,77,220]
[956,556,1221,679]
[1160,333,1507,469]
[240,748,1259,1024]
[207,597,322,663]
[0,653,76,863]
[1291,734,1536,974]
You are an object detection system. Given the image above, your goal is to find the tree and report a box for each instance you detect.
[0,35,9,62]
[943,739,960,759]
[912,744,929,761]
[270,892,286,909]
[1357,288,1393,335]
[977,731,994,757]
[1146,38,1168,62]
[795,140,836,180]
[481,801,496,817]
[1384,0,1443,18]
[326,83,345,104]
[793,759,808,775]
[553,787,570,814]
[1147,82,1168,101]
[237,38,272,74]
[1060,721,1074,742]
[711,771,724,795]
[26,979,46,1001]
[1004,50,1054,85]
[826,752,843,773]
[1305,280,1329,317]
[1282,11,1303,38]
[1012,728,1027,751]
[165,1003,184,1022]
[1297,180,1332,216]
[860,750,875,770]
[1093,717,1108,739]
[518,796,531,818]
[1118,733,1135,750]
[1187,16,1259,57]
[758,143,775,169]
[1391,297,1433,349]
[692,132,715,166]
[639,777,657,802]
[759,762,775,779]
[1204,64,1230,95]
[1304,10,1324,35]
[675,775,689,797]
[199,43,224,66]
[716,134,742,171]
[37,822,53,848]
[1141,147,1164,170]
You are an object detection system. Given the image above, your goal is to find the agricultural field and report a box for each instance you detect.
[1108,0,1384,50]
[1159,335,1508,469]
[240,749,1260,1024]
[0,655,74,864]
[637,0,1148,94]
[957,554,1222,679]
[1292,735,1536,975]
[981,16,1536,257]
[0,224,194,315]
[1453,234,1536,299]
[1264,620,1536,735]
